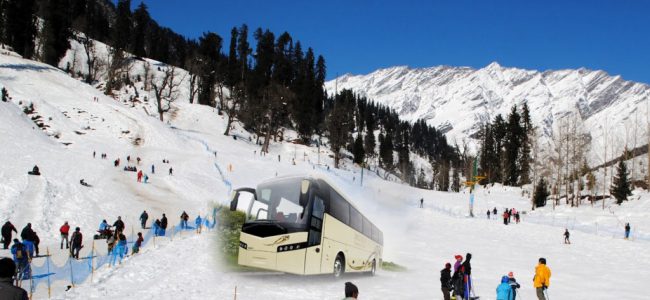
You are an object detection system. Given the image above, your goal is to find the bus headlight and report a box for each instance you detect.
[277,242,307,252]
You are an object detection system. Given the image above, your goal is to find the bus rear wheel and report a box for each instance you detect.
[334,254,345,278]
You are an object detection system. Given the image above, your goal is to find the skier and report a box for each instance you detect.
[1,221,17,249]
[113,216,125,234]
[496,275,513,300]
[132,232,143,254]
[195,215,203,234]
[493,207,497,216]
[168,167,173,175]
[487,209,491,219]
[440,262,452,300]
[563,229,570,244]
[140,210,149,229]
[0,257,29,299]
[461,253,473,300]
[137,170,143,182]
[533,258,551,300]
[420,198,424,208]
[70,227,83,259]
[151,164,155,174]
[180,211,189,229]
[343,281,359,299]
[625,223,631,239]
[507,272,521,299]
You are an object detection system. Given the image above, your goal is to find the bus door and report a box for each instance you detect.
[304,192,325,274]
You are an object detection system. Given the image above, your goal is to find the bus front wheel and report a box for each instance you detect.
[334,254,345,278]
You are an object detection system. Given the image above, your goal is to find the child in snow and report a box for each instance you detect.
[496,275,513,300]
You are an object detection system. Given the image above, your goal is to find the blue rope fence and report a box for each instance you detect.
[15,209,219,298]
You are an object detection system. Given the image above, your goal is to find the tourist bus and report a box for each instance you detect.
[229,175,383,277]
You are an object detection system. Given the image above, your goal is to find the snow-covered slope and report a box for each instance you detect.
[325,63,650,162]
[2,51,649,299]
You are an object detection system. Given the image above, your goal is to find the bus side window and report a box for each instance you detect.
[329,190,350,225]
[308,196,325,246]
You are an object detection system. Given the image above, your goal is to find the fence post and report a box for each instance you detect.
[69,255,75,288]
[234,285,237,300]
[171,226,174,241]
[46,247,51,299]
[91,240,95,283]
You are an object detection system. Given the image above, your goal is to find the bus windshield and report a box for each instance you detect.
[252,178,310,229]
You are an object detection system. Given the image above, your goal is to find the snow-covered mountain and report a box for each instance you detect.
[325,63,650,162]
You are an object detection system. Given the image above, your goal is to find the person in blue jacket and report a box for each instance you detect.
[496,275,514,300]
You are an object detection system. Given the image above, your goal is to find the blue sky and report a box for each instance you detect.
[131,0,650,83]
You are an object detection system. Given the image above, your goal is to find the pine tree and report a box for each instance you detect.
[610,158,632,205]
[353,134,365,164]
[451,166,460,192]
[518,102,533,185]
[42,0,72,67]
[197,32,222,106]
[505,105,523,186]
[379,132,394,170]
[327,90,354,168]
[132,2,150,58]
[533,178,550,207]
[4,0,38,58]
[113,0,132,52]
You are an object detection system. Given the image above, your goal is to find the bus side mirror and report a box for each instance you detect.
[299,180,311,207]
[230,197,238,211]
[230,188,256,212]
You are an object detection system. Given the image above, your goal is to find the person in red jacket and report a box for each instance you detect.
[137,170,143,182]
[60,221,70,249]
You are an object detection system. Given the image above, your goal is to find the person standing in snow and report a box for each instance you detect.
[563,229,570,244]
[32,231,40,257]
[70,227,83,259]
[1,221,18,249]
[493,207,497,216]
[10,239,30,280]
[168,167,173,175]
[137,170,143,182]
[451,255,464,298]
[440,262,452,300]
[132,232,143,254]
[20,223,35,243]
[140,210,149,229]
[59,221,70,249]
[113,216,125,234]
[533,258,551,300]
[143,174,149,183]
[496,275,513,300]
[625,223,631,239]
[507,272,520,299]
[160,214,168,235]
[503,211,509,225]
[343,281,359,299]
[180,211,189,229]
[0,257,29,300]
[195,215,202,234]
[420,198,424,208]
[461,253,473,300]
[487,209,491,219]
[151,164,155,174]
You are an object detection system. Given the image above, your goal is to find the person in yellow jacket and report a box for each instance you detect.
[533,257,551,300]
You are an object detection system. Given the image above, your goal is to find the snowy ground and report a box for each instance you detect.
[2,51,648,299]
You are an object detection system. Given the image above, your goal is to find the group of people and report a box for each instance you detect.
[439,253,474,300]
[439,255,552,300]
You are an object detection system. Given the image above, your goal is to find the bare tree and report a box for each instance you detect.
[78,35,98,83]
[105,48,131,96]
[151,66,184,122]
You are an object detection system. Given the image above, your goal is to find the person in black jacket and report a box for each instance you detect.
[70,227,83,259]
[440,262,452,300]
[113,216,125,234]
[33,231,40,257]
[20,223,35,242]
[160,214,168,230]
[462,253,473,299]
[1,221,18,249]
[507,271,521,299]
[0,257,28,300]
[140,210,149,229]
